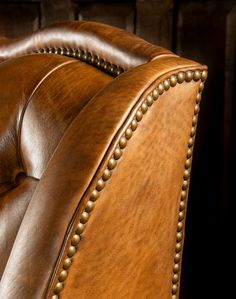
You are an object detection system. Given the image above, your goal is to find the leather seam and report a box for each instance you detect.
[16,60,78,175]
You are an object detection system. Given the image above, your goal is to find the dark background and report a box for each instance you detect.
[0,0,235,298]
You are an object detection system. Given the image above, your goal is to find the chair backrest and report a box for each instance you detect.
[0,21,207,299]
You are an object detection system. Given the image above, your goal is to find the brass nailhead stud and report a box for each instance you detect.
[76,223,84,235]
[199,82,205,92]
[114,148,122,160]
[172,273,179,283]
[170,75,177,87]
[194,104,200,114]
[188,138,194,148]
[63,258,72,270]
[172,295,177,299]
[125,128,133,139]
[85,201,95,213]
[181,190,187,200]
[54,282,63,294]
[136,110,143,122]
[174,253,181,263]
[185,159,191,169]
[173,263,180,273]
[177,222,183,232]
[80,211,89,224]
[182,180,188,190]
[67,246,76,258]
[201,70,208,81]
[131,119,138,131]
[152,89,159,100]
[177,72,185,83]
[163,79,170,90]
[116,69,121,76]
[90,190,99,201]
[190,127,196,137]
[177,232,183,242]
[185,71,193,82]
[176,243,182,252]
[178,212,184,221]
[172,284,178,294]
[119,136,127,149]
[183,169,190,180]
[52,295,59,299]
[146,95,153,106]
[193,70,201,81]
[102,169,111,181]
[71,234,80,246]
[96,178,105,191]
[158,83,164,94]
[196,93,201,103]
[59,270,68,282]
[192,115,198,126]
[141,103,148,114]
[103,62,108,70]
[108,158,117,170]
[179,201,185,211]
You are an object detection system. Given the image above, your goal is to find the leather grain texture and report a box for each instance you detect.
[60,81,200,299]
[0,20,207,299]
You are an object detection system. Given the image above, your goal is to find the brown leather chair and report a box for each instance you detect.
[0,21,207,299]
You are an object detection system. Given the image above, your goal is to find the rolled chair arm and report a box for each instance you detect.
[0,53,207,298]
[0,21,175,71]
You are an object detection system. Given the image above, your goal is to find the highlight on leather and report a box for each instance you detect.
[0,20,207,299]
[0,21,175,71]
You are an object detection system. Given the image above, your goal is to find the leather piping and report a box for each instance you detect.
[17,60,78,176]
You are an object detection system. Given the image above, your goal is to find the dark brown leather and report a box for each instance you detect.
[0,21,175,71]
[0,21,207,299]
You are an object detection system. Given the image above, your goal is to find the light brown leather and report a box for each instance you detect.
[60,81,200,299]
[0,21,207,299]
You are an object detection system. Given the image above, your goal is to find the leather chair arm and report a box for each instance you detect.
[0,21,175,71]
[0,54,207,298]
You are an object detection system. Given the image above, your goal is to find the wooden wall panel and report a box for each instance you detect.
[74,1,134,33]
[0,2,40,38]
[41,0,73,27]
[136,0,173,48]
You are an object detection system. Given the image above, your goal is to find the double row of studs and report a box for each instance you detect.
[51,69,208,299]
[171,70,207,299]
[35,48,124,76]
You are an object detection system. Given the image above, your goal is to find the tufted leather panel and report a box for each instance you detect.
[0,176,38,279]
[0,53,112,287]
[20,56,112,178]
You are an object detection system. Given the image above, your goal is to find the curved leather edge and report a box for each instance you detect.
[0,56,206,299]
[0,21,176,70]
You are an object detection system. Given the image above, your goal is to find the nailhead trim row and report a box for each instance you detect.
[171,70,207,299]
[50,69,208,299]
[34,48,124,76]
